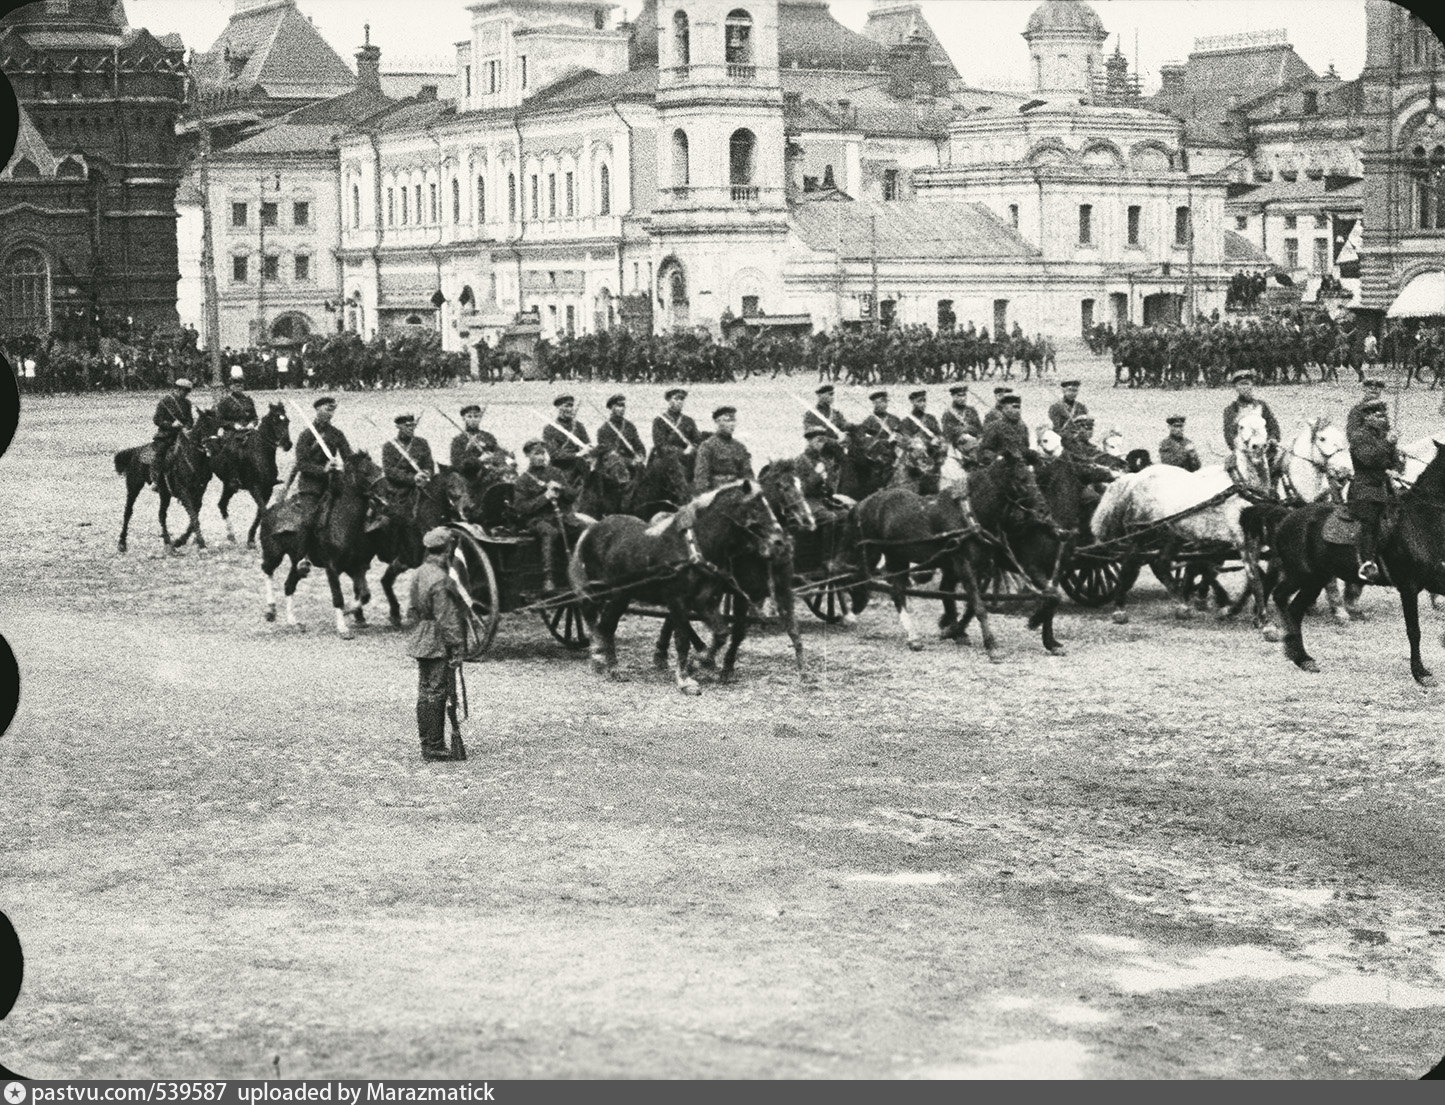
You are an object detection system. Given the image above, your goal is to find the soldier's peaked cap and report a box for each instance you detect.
[522,439,546,454]
[1000,394,1023,406]
[869,390,888,401]
[949,384,969,395]
[553,395,575,407]
[1364,378,1387,388]
[174,378,193,390]
[909,390,927,401]
[422,527,451,550]
[460,403,482,416]
[993,386,1013,396]
[713,405,737,420]
[665,388,687,400]
[1061,379,1081,388]
[395,413,417,425]
[1361,398,1388,413]
[816,384,835,395]
[804,426,830,439]
[606,394,626,408]
[1166,415,1187,425]
[313,396,337,409]
[1231,370,1255,383]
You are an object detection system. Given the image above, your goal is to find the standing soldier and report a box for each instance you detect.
[1345,377,1389,437]
[406,527,468,763]
[542,395,595,486]
[1347,398,1404,582]
[449,404,502,480]
[382,413,436,516]
[1158,415,1202,472]
[652,388,702,480]
[1222,370,1281,450]
[149,378,196,490]
[514,439,586,595]
[693,406,754,493]
[1048,380,1088,433]
[216,367,258,434]
[941,384,984,453]
[596,393,647,472]
[293,396,353,575]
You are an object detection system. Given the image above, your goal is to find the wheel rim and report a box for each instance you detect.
[450,531,500,653]
[541,602,590,648]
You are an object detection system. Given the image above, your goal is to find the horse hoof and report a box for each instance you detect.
[907,639,925,652]
[390,616,403,630]
[1262,626,1282,644]
[1110,611,1129,625]
[1047,645,1067,657]
[227,535,237,545]
[652,653,669,671]
[1297,659,1320,673]
[1417,672,1437,688]
[1173,604,1193,620]
[117,543,127,554]
[679,681,702,696]
[842,614,858,628]
[264,608,276,623]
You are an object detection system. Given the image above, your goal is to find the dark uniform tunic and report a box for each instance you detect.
[542,417,591,483]
[898,409,942,443]
[216,390,258,430]
[1222,398,1282,449]
[1346,420,1403,512]
[652,411,702,454]
[514,464,580,525]
[795,450,844,526]
[1158,435,1202,472]
[152,392,195,446]
[941,404,984,448]
[1047,398,1089,432]
[977,417,1035,466]
[382,435,437,514]
[596,416,646,464]
[693,434,754,494]
[804,404,851,463]
[449,429,502,479]
[294,422,353,498]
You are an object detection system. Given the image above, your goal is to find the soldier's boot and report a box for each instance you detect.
[1357,522,1381,583]
[539,536,563,595]
[148,444,166,491]
[418,699,451,762]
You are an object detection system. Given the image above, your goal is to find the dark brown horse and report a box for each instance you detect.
[569,481,789,694]
[212,402,293,547]
[114,408,219,553]
[370,469,475,627]
[1255,440,1445,685]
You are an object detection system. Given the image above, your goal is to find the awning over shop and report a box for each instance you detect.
[1387,271,1445,318]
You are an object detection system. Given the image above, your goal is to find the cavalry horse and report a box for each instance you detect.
[1257,438,1445,685]
[1090,410,1277,632]
[258,451,387,639]
[841,452,1055,656]
[569,480,790,694]
[114,408,219,554]
[211,403,293,547]
[371,469,476,627]
[624,447,693,521]
[573,448,635,520]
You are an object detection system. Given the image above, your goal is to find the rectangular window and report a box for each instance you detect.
[262,255,280,281]
[295,254,311,282]
[548,173,557,218]
[231,202,248,227]
[1303,90,1318,115]
[1284,237,1299,268]
[530,175,539,220]
[464,65,471,98]
[1284,214,1298,230]
[565,171,574,216]
[548,304,557,331]
[508,174,517,221]
[882,169,899,201]
[741,295,760,317]
[1008,203,1019,229]
[520,56,528,89]
[1127,205,1141,245]
[633,261,640,291]
[430,183,438,223]
[487,61,499,93]
[401,188,409,224]
[646,261,653,294]
[1314,213,1329,229]
[386,188,395,226]
[1235,214,1248,231]
[232,255,248,282]
[478,176,486,223]
[565,304,576,335]
[1081,299,1095,331]
[293,201,310,227]
[260,202,278,228]
[1078,203,1093,245]
[1175,205,1191,246]
[1313,238,1329,273]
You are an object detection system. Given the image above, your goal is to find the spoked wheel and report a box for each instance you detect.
[803,577,859,624]
[539,601,591,649]
[985,561,1035,613]
[448,529,500,654]
[1059,558,1124,607]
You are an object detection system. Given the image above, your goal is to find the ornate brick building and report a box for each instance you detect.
[0,0,187,335]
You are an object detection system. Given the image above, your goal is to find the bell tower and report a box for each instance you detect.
[652,0,788,334]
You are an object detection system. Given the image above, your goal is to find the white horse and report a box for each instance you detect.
[1091,409,1277,633]
[1276,417,1363,623]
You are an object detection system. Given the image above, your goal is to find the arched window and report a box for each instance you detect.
[599,164,611,215]
[1415,144,1445,229]
[56,156,84,180]
[477,174,486,223]
[9,158,40,179]
[725,9,753,67]
[352,183,361,228]
[508,172,517,222]
[3,248,51,332]
[730,128,756,194]
[672,129,690,187]
[452,177,461,223]
[673,10,690,68]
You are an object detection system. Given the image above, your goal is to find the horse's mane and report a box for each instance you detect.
[643,479,755,537]
[1406,439,1445,497]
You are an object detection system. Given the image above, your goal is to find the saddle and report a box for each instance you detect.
[1320,506,1358,546]
[267,496,308,537]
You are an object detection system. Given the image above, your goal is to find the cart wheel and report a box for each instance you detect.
[986,562,1032,613]
[540,601,590,649]
[449,530,500,654]
[1060,559,1123,607]
[804,578,854,624]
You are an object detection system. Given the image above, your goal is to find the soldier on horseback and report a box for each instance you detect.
[693,407,754,493]
[898,389,945,493]
[982,386,1014,428]
[382,413,436,517]
[597,394,647,473]
[1048,380,1088,433]
[1222,370,1281,450]
[941,384,983,456]
[1347,398,1405,583]
[651,388,702,480]
[1344,377,1388,437]
[216,367,258,434]
[449,404,502,478]
[542,395,596,487]
[796,426,850,528]
[977,394,1037,466]
[293,396,352,575]
[515,439,585,595]
[149,378,196,490]
[804,384,851,463]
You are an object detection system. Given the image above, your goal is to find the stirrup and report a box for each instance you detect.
[1358,560,1380,583]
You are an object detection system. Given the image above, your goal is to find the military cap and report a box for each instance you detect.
[665,388,687,401]
[395,413,417,426]
[1364,378,1387,389]
[229,365,245,381]
[1231,370,1255,384]
[522,439,547,455]
[816,384,835,396]
[949,384,969,396]
[909,389,927,402]
[606,394,626,409]
[1061,380,1082,389]
[1166,415,1187,426]
[553,395,576,407]
[713,406,737,420]
[1361,398,1388,414]
[422,527,452,551]
[804,426,830,440]
[174,378,193,391]
[993,386,1013,397]
[313,396,337,409]
[1000,394,1023,407]
[869,390,888,402]
[460,403,482,416]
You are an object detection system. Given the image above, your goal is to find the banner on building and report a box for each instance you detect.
[1333,215,1362,279]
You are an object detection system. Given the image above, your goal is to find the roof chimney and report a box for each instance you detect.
[356,27,382,93]
[887,33,932,99]
[1159,62,1186,96]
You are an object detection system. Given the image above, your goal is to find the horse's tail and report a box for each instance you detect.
[567,524,594,603]
[114,447,139,476]
[1089,475,1135,541]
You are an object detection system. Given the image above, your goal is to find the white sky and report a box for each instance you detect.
[124,0,1369,94]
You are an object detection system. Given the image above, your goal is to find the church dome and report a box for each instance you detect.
[1023,0,1106,41]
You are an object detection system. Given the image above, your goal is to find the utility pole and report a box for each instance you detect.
[257,171,268,347]
[1183,150,1196,322]
[197,108,223,386]
[869,213,880,331]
